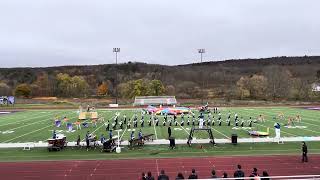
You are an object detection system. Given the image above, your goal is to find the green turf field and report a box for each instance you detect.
[1,106,320,143]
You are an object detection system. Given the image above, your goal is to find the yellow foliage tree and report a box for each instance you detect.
[97,82,108,96]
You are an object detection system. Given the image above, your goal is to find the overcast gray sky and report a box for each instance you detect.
[0,0,319,67]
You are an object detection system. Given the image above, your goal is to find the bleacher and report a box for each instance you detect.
[133,96,177,106]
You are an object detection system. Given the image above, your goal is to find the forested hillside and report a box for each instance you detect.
[0,56,320,101]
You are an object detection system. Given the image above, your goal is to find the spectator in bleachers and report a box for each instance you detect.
[251,167,259,176]
[261,171,270,180]
[188,169,198,179]
[140,172,146,180]
[211,169,217,178]
[158,170,169,180]
[234,164,245,178]
[146,171,155,180]
[176,172,184,179]
[222,172,228,178]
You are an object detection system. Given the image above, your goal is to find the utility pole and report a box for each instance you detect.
[113,48,120,104]
[198,49,205,105]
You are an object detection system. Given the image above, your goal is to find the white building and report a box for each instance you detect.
[312,83,320,92]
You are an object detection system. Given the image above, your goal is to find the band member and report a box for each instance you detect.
[248,117,253,127]
[109,130,113,139]
[218,118,222,126]
[114,115,118,125]
[199,113,204,129]
[112,123,117,130]
[105,120,110,131]
[174,120,178,126]
[92,119,97,128]
[302,142,308,162]
[100,134,106,144]
[181,118,184,126]
[133,118,138,128]
[278,112,285,121]
[169,117,172,126]
[173,114,177,122]
[75,120,81,130]
[212,116,215,126]
[155,117,159,126]
[52,130,57,139]
[130,131,135,141]
[187,117,190,126]
[240,118,245,127]
[119,120,123,129]
[296,115,302,123]
[258,114,265,123]
[227,118,231,126]
[207,117,211,126]
[127,121,131,128]
[227,111,231,120]
[140,119,144,127]
[234,113,238,122]
[123,114,127,124]
[138,129,143,140]
[148,119,152,126]
[287,117,294,126]
[85,131,90,150]
[163,118,166,126]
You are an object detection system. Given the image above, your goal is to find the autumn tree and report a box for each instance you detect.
[56,73,89,97]
[236,76,250,99]
[97,82,108,96]
[132,79,148,97]
[147,79,165,96]
[14,84,31,97]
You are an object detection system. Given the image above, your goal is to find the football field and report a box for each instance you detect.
[1,106,320,143]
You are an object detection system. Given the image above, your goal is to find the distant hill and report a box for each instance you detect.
[0,56,319,100]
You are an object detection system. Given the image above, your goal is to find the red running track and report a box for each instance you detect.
[0,155,319,180]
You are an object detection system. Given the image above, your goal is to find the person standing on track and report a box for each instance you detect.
[158,170,169,180]
[234,164,245,179]
[168,126,172,138]
[302,141,308,162]
[274,122,281,144]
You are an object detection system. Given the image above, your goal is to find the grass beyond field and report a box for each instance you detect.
[1,106,320,143]
[0,142,320,162]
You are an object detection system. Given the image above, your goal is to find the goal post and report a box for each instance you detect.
[133,96,177,106]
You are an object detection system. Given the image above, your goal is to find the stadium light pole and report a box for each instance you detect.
[198,49,205,105]
[113,48,120,105]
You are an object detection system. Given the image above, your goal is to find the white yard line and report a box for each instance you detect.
[2,111,75,143]
[2,124,52,143]
[81,112,116,141]
[0,112,54,127]
[6,116,55,131]
[177,121,190,135]
[120,113,135,140]
[211,126,230,139]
